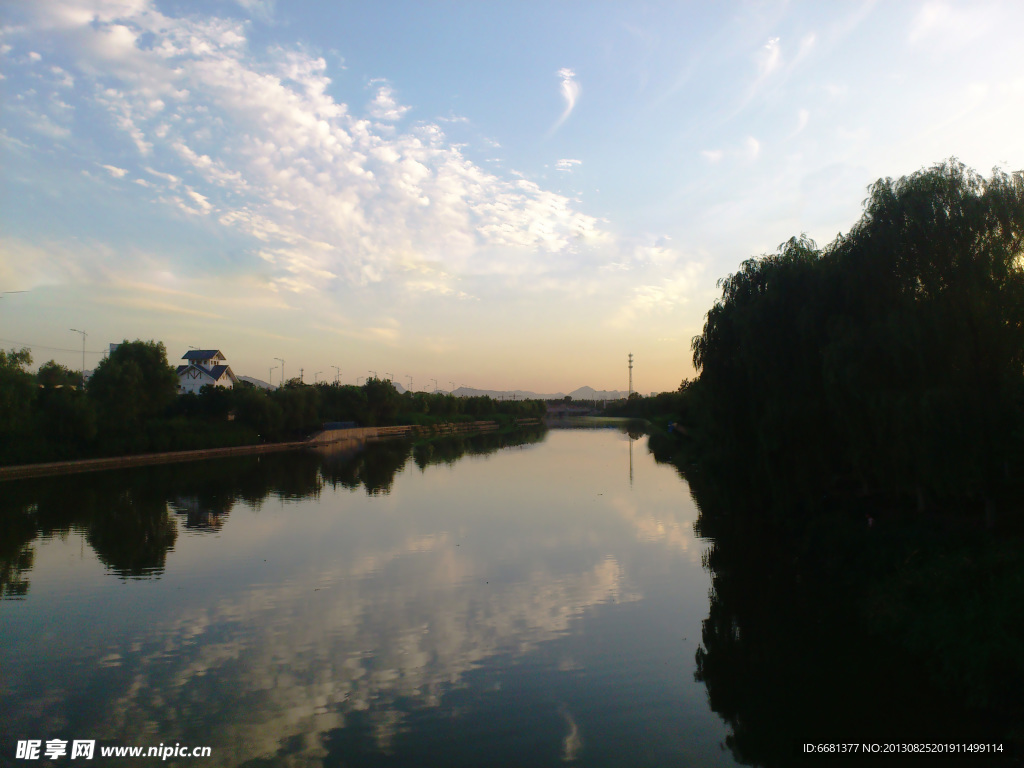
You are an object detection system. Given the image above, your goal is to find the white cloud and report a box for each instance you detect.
[745,136,761,159]
[144,166,181,186]
[757,37,781,78]
[101,163,129,177]
[369,85,410,122]
[795,108,810,135]
[3,1,618,305]
[28,112,71,139]
[551,67,580,133]
[608,261,706,329]
[909,2,992,46]
[701,149,723,164]
[556,158,581,172]
[185,186,213,214]
[235,0,274,22]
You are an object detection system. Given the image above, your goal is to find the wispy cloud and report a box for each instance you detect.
[556,158,581,172]
[909,2,992,46]
[235,0,275,23]
[757,37,781,78]
[794,108,810,135]
[550,67,580,133]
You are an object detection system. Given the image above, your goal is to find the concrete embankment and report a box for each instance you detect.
[0,419,544,481]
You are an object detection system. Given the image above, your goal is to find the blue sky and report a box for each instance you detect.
[2,0,1023,393]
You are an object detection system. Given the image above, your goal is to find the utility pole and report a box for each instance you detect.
[299,367,304,383]
[70,328,87,386]
[628,352,633,398]
[406,374,413,391]
[275,357,285,387]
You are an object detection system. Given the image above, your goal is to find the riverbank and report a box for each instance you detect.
[0,418,544,481]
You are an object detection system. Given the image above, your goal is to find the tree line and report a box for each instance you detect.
[0,342,546,465]
[682,159,1024,520]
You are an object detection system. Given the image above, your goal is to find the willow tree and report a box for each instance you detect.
[691,160,1024,514]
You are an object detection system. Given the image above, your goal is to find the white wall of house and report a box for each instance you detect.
[177,350,236,395]
[178,367,231,395]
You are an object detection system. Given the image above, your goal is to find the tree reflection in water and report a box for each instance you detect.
[0,428,546,597]
[652,449,1015,767]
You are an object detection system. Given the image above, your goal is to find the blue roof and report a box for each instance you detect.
[177,363,236,382]
[182,349,225,361]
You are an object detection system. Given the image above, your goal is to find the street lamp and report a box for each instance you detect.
[269,365,277,388]
[332,365,340,385]
[431,378,438,393]
[69,328,87,386]
[314,371,323,384]
[274,357,285,387]
[368,370,377,380]
[385,372,393,382]
[357,376,364,386]
[406,374,413,391]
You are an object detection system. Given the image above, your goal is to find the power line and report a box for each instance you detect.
[0,337,107,355]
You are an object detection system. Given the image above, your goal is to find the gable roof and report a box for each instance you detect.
[176,364,238,384]
[208,365,238,383]
[182,349,225,361]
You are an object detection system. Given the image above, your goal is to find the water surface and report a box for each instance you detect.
[1,429,738,767]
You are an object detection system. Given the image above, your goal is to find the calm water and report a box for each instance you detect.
[0,429,741,767]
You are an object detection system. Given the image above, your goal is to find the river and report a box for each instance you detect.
[1,428,749,767]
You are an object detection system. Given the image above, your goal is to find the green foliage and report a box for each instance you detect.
[690,160,1024,515]
[2,340,546,465]
[88,340,178,430]
[36,360,81,389]
[0,348,35,447]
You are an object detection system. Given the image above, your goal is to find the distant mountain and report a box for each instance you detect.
[449,386,628,401]
[567,386,629,401]
[235,376,628,400]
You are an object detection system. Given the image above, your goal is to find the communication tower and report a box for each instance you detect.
[628,353,633,398]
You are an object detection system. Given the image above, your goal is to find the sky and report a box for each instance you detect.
[2,0,1023,394]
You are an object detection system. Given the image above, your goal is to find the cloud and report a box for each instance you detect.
[745,136,760,159]
[909,2,992,46]
[555,158,581,172]
[794,108,810,135]
[550,67,580,133]
[701,149,723,164]
[368,85,410,122]
[5,1,609,299]
[235,0,274,22]
[101,163,129,177]
[757,37,781,78]
[608,260,706,329]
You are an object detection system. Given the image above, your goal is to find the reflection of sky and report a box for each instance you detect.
[1,431,736,766]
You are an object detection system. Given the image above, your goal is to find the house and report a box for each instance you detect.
[176,349,239,395]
